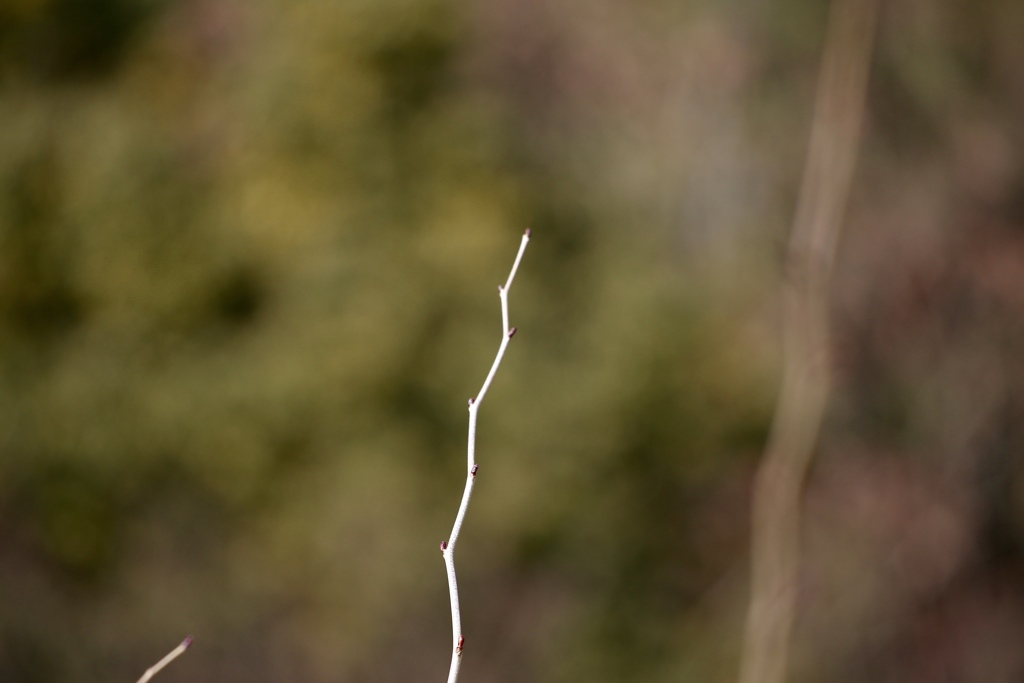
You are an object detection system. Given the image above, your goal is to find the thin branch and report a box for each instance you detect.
[136,637,192,683]
[738,2,878,683]
[441,229,530,683]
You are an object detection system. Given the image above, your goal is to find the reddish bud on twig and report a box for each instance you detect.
[440,541,447,552]
[182,637,193,649]
[467,398,475,407]
[508,327,517,338]
[457,635,464,652]
[525,228,531,238]
[471,464,478,476]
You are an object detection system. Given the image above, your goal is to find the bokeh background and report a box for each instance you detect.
[2,1,1024,681]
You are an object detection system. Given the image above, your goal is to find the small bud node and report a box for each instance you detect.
[508,327,517,338]
[471,464,479,476]
[440,541,448,552]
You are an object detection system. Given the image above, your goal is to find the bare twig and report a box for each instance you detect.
[136,637,192,683]
[441,229,530,683]
[738,2,878,683]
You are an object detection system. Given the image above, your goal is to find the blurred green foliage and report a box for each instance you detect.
[2,1,1024,682]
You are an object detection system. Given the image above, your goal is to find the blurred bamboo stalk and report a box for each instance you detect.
[738,2,878,683]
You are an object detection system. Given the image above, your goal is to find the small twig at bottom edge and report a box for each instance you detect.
[136,636,192,683]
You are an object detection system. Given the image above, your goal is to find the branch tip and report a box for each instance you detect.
[443,233,529,683]
[136,637,191,683]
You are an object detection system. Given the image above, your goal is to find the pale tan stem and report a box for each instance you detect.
[738,2,878,683]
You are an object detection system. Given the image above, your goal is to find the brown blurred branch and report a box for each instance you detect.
[738,2,878,683]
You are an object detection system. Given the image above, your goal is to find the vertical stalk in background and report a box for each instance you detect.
[442,230,530,683]
[739,2,878,683]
